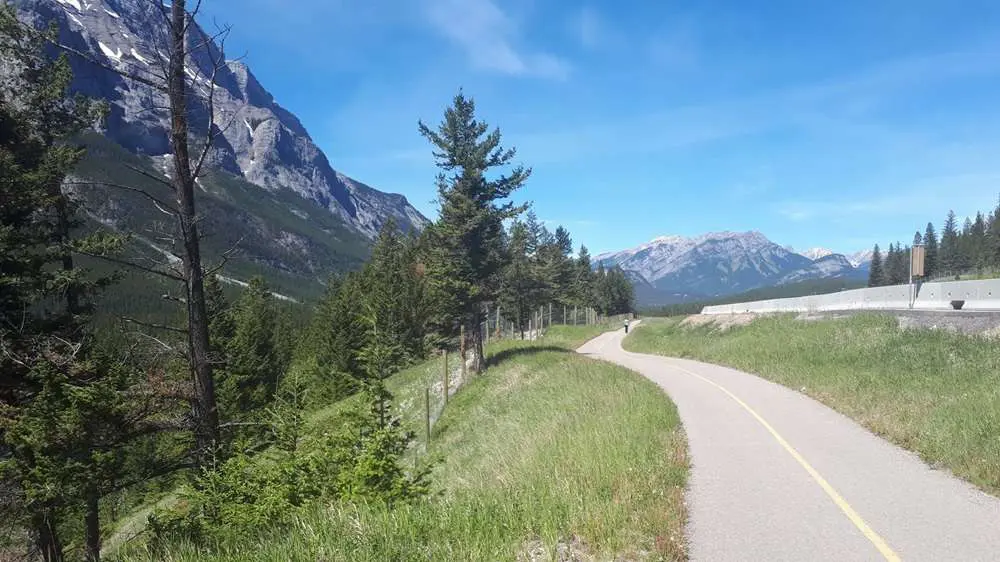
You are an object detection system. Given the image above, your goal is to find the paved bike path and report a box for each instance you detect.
[578,324,1000,561]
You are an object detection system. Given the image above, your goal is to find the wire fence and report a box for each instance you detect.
[418,304,636,452]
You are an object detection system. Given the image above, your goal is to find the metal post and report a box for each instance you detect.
[908,247,913,309]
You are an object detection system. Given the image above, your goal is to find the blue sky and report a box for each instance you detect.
[202,0,1000,255]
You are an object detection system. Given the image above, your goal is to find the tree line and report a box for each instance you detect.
[868,202,1000,287]
[0,4,630,560]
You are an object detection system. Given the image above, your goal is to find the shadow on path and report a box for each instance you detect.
[487,345,569,368]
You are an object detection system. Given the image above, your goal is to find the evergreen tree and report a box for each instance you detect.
[0,8,143,559]
[574,245,596,309]
[498,220,545,336]
[295,274,367,402]
[940,211,959,275]
[418,92,530,373]
[989,199,1000,269]
[217,277,280,420]
[923,223,938,279]
[362,221,429,365]
[868,245,883,287]
[971,212,988,268]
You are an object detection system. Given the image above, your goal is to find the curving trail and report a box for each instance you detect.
[578,323,1000,561]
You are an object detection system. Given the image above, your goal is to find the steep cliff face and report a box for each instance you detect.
[15,0,429,239]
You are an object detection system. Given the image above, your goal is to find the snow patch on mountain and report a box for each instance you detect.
[97,41,122,62]
[129,48,149,65]
[848,249,874,268]
[800,247,834,261]
[601,231,867,298]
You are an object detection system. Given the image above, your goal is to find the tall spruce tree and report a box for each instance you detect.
[923,223,938,279]
[868,244,883,287]
[574,245,596,310]
[990,199,1000,269]
[418,92,529,373]
[0,7,144,560]
[940,211,959,275]
[217,278,280,421]
[971,212,987,268]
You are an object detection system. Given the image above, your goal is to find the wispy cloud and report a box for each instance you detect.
[422,0,570,79]
[570,6,619,51]
[508,41,1000,164]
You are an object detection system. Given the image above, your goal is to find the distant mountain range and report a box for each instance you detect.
[597,232,870,306]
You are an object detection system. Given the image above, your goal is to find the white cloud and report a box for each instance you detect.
[422,0,570,79]
[571,6,618,50]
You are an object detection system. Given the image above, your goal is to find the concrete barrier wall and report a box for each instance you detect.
[701,279,1000,315]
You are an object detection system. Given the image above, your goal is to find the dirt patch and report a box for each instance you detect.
[518,536,593,562]
[681,314,757,331]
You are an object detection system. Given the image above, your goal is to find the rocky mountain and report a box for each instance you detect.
[598,231,868,304]
[799,247,834,261]
[777,253,865,285]
[847,249,874,268]
[12,0,430,299]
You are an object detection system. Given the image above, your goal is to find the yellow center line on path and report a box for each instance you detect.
[667,362,902,562]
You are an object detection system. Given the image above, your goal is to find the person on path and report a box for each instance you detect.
[624,318,630,334]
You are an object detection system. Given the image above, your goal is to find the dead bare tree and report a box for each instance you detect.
[45,0,246,466]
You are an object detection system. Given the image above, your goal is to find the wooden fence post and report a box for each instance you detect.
[443,349,449,405]
[425,387,431,445]
[460,324,467,379]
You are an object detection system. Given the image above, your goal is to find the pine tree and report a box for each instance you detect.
[989,198,1000,269]
[419,92,530,373]
[971,212,987,269]
[217,277,280,420]
[499,220,544,336]
[940,211,959,275]
[0,8,138,559]
[574,245,596,309]
[923,223,938,279]
[296,274,367,402]
[868,245,883,287]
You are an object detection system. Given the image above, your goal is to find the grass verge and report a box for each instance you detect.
[625,314,1000,495]
[119,326,688,561]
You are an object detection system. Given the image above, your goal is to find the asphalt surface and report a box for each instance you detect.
[578,323,1000,561]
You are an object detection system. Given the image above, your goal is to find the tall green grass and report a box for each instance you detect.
[117,328,688,561]
[626,315,1000,494]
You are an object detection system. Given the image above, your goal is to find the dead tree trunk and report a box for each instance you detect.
[84,486,100,562]
[32,510,64,562]
[168,0,219,463]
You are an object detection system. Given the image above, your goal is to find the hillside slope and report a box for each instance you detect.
[115,328,689,561]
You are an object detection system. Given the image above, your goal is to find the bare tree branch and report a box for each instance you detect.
[122,316,188,334]
[77,251,185,282]
[190,24,234,180]
[203,237,244,278]
[63,181,176,212]
[123,162,175,191]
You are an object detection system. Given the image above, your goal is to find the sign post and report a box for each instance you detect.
[909,244,926,309]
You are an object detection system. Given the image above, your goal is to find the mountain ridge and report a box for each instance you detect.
[599,231,869,305]
[14,0,428,240]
